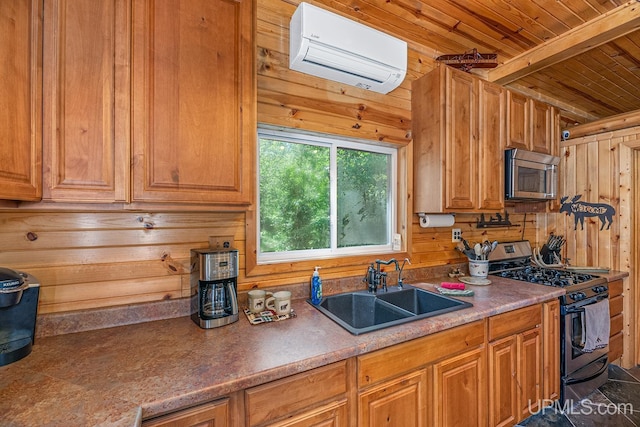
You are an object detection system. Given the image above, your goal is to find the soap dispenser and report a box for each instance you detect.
[310,266,322,305]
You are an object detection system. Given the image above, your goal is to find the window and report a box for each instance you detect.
[258,126,397,263]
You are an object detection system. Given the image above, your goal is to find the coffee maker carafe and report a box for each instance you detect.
[0,268,40,366]
[190,249,239,329]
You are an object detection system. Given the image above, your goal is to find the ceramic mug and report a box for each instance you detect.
[248,289,271,313]
[266,291,292,315]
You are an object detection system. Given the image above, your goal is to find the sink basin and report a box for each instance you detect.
[377,287,468,315]
[310,285,472,335]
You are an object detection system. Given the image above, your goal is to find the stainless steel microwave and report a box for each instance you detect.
[505,149,560,200]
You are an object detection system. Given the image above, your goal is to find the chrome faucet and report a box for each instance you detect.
[397,258,411,289]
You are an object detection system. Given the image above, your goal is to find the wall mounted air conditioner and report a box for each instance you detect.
[289,2,407,94]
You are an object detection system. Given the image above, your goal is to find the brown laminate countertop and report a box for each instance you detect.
[5,273,625,426]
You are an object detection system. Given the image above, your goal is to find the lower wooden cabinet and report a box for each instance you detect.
[359,370,429,427]
[142,301,561,427]
[433,347,486,427]
[266,400,349,427]
[518,327,542,418]
[489,336,518,427]
[245,360,352,427]
[142,398,230,427]
[543,300,560,402]
[488,304,545,427]
[609,279,624,362]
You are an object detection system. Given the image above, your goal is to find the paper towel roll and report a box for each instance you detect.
[418,214,455,228]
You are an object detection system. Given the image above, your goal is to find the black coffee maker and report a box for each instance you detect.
[0,267,40,366]
[190,249,239,329]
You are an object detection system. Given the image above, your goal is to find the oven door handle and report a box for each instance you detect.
[564,294,609,314]
[564,356,608,385]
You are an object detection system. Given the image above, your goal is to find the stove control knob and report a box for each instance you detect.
[578,292,587,300]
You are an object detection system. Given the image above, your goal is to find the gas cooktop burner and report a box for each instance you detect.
[494,266,598,288]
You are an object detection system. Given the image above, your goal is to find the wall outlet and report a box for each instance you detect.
[209,235,235,250]
[452,228,462,242]
[392,233,401,251]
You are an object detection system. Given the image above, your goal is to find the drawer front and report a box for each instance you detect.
[610,313,623,336]
[609,280,623,299]
[246,360,348,426]
[610,295,623,317]
[488,304,542,342]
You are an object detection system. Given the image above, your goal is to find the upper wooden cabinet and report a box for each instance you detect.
[506,91,555,155]
[131,0,255,205]
[412,66,504,213]
[0,0,43,201]
[43,0,129,203]
[5,0,255,207]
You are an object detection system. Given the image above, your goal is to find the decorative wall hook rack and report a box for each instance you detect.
[476,212,518,228]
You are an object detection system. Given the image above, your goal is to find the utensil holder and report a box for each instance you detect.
[468,260,488,278]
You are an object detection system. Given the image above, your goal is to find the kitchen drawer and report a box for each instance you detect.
[610,313,623,336]
[609,280,623,299]
[609,332,623,362]
[358,320,484,388]
[245,360,350,426]
[610,295,623,317]
[488,304,541,341]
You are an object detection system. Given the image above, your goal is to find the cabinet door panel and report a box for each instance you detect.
[518,328,542,418]
[489,336,518,427]
[359,370,429,427]
[445,67,477,210]
[530,100,552,155]
[43,0,129,202]
[132,0,254,204]
[143,398,229,427]
[543,300,560,402]
[506,91,528,151]
[268,400,348,427]
[478,81,505,210]
[433,347,486,427]
[0,0,42,201]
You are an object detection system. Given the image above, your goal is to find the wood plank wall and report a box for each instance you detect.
[0,0,538,315]
[550,125,639,367]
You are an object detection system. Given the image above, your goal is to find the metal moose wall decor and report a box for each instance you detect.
[559,195,616,231]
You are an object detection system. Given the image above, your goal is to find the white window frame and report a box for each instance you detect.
[257,125,398,264]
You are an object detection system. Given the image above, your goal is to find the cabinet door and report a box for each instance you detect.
[433,347,486,427]
[530,100,552,155]
[0,0,42,201]
[506,91,528,151]
[518,327,542,418]
[359,370,429,427]
[43,0,129,202]
[489,336,518,427]
[543,300,560,402]
[131,0,255,205]
[445,67,477,210]
[477,80,505,211]
[143,398,229,427]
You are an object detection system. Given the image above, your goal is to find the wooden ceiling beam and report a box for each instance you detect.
[484,0,640,85]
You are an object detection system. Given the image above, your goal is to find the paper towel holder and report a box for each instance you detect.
[417,213,455,228]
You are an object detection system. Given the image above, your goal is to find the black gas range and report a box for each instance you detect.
[488,241,608,305]
[488,240,609,403]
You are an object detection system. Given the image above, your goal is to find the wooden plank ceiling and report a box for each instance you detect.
[320,0,640,126]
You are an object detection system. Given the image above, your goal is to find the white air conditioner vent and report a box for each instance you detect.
[289,2,407,94]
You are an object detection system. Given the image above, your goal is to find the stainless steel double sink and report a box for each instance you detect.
[309,284,472,335]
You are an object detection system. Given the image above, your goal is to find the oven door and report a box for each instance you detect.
[562,299,609,375]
